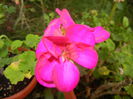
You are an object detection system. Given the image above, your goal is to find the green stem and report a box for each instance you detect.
[40,0,45,14]
[14,0,31,31]
[0,35,9,40]
[109,2,117,20]
[40,0,45,24]
[14,0,24,28]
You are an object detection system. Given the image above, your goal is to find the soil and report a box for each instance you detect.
[0,70,32,98]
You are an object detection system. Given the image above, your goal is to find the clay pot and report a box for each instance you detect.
[64,91,77,99]
[3,77,37,99]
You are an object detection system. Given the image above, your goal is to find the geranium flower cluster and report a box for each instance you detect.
[35,8,110,92]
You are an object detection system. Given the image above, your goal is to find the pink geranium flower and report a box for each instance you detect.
[35,8,110,92]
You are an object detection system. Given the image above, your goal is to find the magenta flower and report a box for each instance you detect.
[35,8,110,92]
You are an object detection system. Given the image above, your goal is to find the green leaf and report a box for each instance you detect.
[125,85,133,97]
[0,47,8,57]
[98,48,109,60]
[3,51,36,84]
[107,52,117,63]
[114,74,124,81]
[114,95,131,99]
[25,34,40,48]
[0,13,5,19]
[11,40,23,50]
[121,44,133,55]
[44,89,54,99]
[18,51,36,75]
[112,33,124,42]
[117,3,123,10]
[3,60,25,84]
[123,55,133,78]
[0,35,12,47]
[114,95,121,99]
[0,39,4,48]
[98,66,110,76]
[30,8,36,12]
[0,57,13,68]
[97,39,115,51]
[49,12,55,19]
[7,6,16,14]
[43,14,50,23]
[105,39,115,51]
[93,69,101,78]
[114,52,127,64]
[123,16,129,28]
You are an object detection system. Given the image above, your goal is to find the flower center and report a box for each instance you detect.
[60,25,66,35]
[62,50,70,60]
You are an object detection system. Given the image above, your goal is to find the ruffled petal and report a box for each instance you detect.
[56,8,75,28]
[52,60,80,92]
[42,36,70,58]
[42,37,63,58]
[36,40,47,59]
[92,26,110,43]
[44,18,63,36]
[35,54,56,87]
[68,43,98,69]
[66,24,95,47]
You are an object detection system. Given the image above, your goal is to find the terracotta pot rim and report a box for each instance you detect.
[3,76,37,99]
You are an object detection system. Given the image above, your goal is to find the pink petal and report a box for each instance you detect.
[66,24,95,47]
[42,37,63,58]
[92,26,110,43]
[55,8,62,15]
[52,60,80,92]
[68,43,98,69]
[35,54,56,88]
[42,36,71,58]
[36,40,47,59]
[44,18,63,36]
[56,8,75,28]
[45,36,70,45]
